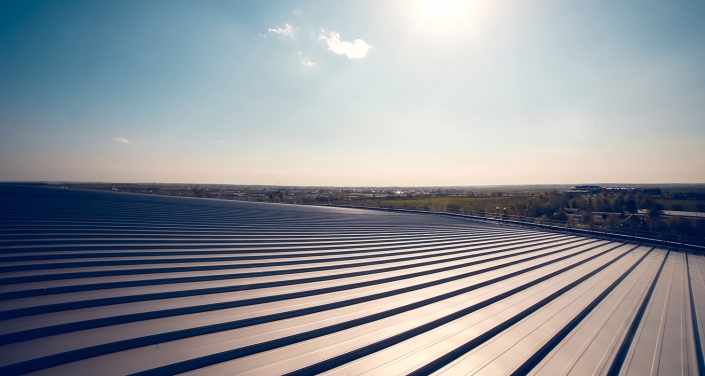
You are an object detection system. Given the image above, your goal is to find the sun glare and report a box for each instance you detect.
[409,0,492,39]
[418,0,471,21]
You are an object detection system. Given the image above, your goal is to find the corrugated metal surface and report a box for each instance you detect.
[0,185,702,375]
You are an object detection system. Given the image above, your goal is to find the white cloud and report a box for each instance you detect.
[113,137,131,144]
[217,140,224,144]
[268,24,295,37]
[293,10,301,15]
[319,31,371,59]
[302,60,316,67]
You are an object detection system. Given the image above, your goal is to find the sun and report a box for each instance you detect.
[417,0,472,22]
[407,0,493,39]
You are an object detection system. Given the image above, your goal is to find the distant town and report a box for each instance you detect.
[12,182,703,202]
[7,181,705,245]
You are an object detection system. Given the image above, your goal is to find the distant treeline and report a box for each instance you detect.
[12,182,705,241]
[337,191,705,240]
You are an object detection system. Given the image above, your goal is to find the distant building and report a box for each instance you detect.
[568,185,602,194]
[576,185,602,192]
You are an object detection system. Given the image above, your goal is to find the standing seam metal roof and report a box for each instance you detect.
[0,185,702,375]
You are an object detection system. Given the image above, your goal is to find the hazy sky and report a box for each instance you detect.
[1,0,704,186]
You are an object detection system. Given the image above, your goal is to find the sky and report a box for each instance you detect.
[1,0,704,186]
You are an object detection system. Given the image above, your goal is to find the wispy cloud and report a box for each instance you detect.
[268,24,295,37]
[293,10,301,15]
[302,60,316,67]
[113,137,131,144]
[319,31,371,59]
[217,140,224,144]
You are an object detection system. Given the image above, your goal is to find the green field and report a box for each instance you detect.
[351,195,705,216]
[655,199,705,212]
[354,196,528,213]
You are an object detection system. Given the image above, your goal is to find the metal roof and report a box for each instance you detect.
[0,185,703,375]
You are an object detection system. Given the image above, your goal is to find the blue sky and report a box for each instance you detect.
[1,0,704,185]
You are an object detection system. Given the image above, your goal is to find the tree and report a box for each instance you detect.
[553,211,568,221]
[646,207,662,219]
[604,214,622,229]
[669,217,697,237]
[612,195,625,213]
[625,197,638,213]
